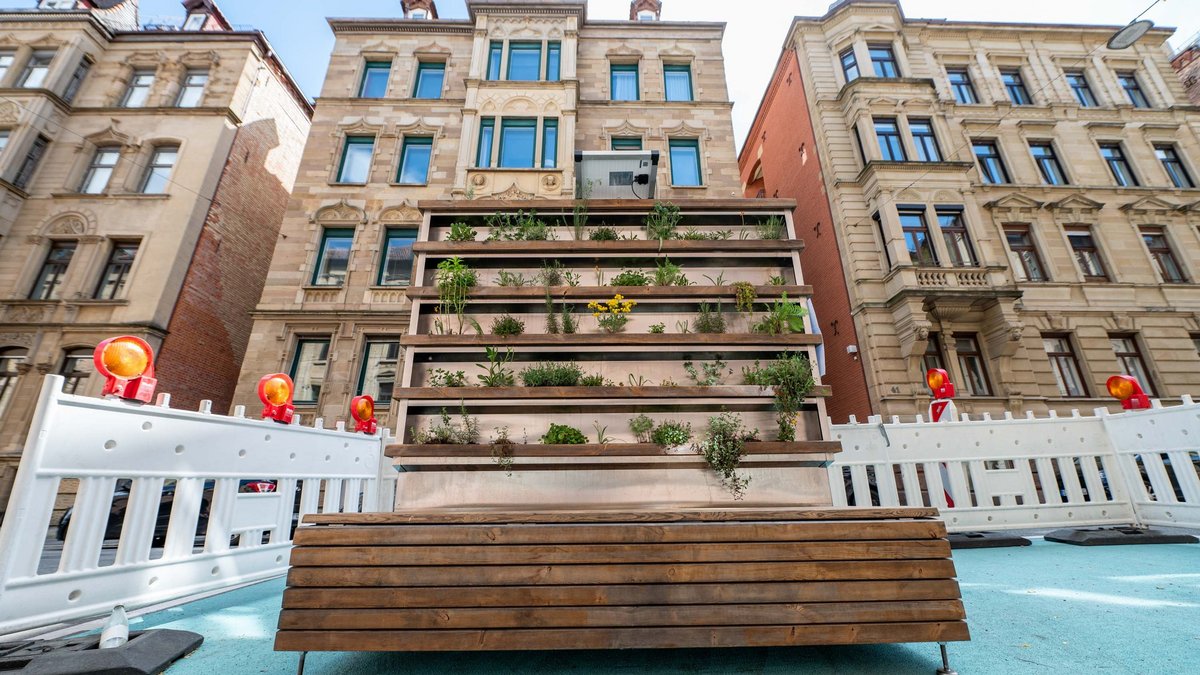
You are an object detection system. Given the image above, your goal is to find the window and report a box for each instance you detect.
[62,58,90,103]
[898,209,937,265]
[922,333,946,374]
[175,70,208,107]
[1004,225,1047,281]
[183,12,207,30]
[852,126,867,166]
[410,8,428,19]
[868,44,899,78]
[40,0,79,7]
[486,41,503,81]
[312,228,353,287]
[1001,69,1031,105]
[612,137,643,151]
[1141,227,1186,283]
[664,64,693,102]
[547,42,561,82]
[60,348,93,395]
[0,52,14,81]
[507,42,541,82]
[79,146,119,194]
[476,117,495,168]
[1099,143,1138,187]
[336,136,374,184]
[1110,335,1155,396]
[937,209,977,267]
[1155,145,1194,189]
[378,229,416,286]
[1066,226,1108,280]
[1030,142,1068,185]
[946,68,976,104]
[357,340,400,405]
[121,69,154,107]
[840,48,859,83]
[1065,71,1098,107]
[289,339,330,404]
[541,119,558,169]
[909,118,941,162]
[0,348,26,418]
[973,141,1010,184]
[637,9,655,20]
[954,334,992,396]
[498,118,536,168]
[413,61,445,99]
[611,63,639,101]
[396,136,432,184]
[13,135,48,189]
[29,241,75,300]
[18,51,54,88]
[873,118,906,161]
[0,130,8,154]
[668,138,702,186]
[139,146,178,193]
[1118,72,1150,108]
[95,241,138,299]
[1043,334,1087,397]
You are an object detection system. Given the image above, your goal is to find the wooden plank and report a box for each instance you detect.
[279,600,965,631]
[394,385,832,401]
[418,198,799,212]
[282,580,963,609]
[285,559,959,587]
[388,440,841,458]
[394,460,833,472]
[400,333,823,347]
[402,285,813,300]
[413,240,805,255]
[292,519,947,546]
[301,507,940,526]
[274,621,970,652]
[289,540,951,567]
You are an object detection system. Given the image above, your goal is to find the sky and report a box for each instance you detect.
[1,0,1197,148]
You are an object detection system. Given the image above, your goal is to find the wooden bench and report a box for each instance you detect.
[275,507,968,653]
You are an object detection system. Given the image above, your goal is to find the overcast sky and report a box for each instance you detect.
[2,0,1196,148]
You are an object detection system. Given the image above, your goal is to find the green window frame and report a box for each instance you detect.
[397,136,433,184]
[359,60,391,98]
[289,338,330,404]
[611,63,639,101]
[336,136,374,184]
[378,228,417,286]
[413,61,445,99]
[506,42,541,82]
[487,41,503,81]
[476,117,495,168]
[541,119,558,169]
[668,138,702,186]
[663,64,693,102]
[612,137,643,151]
[311,227,354,287]
[498,118,537,169]
[356,339,400,405]
[547,41,561,82]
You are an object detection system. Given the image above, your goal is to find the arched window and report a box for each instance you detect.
[0,348,27,416]
[59,348,94,395]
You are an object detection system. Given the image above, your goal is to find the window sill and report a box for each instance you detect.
[73,299,129,306]
[327,182,367,187]
[669,184,707,189]
[301,285,345,291]
[390,182,429,187]
[49,192,168,200]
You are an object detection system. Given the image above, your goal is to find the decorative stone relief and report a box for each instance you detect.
[39,211,96,237]
[311,200,367,225]
[0,102,20,124]
[1119,196,1182,225]
[378,202,422,224]
[494,183,535,200]
[1045,194,1103,226]
[0,332,33,347]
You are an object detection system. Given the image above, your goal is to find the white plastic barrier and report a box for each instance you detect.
[831,398,1200,533]
[0,375,394,637]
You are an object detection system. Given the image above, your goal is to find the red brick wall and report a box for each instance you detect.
[738,50,873,423]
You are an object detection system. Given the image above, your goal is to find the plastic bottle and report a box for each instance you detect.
[99,604,129,649]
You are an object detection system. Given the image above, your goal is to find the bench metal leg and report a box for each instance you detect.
[936,643,957,675]
[297,652,307,675]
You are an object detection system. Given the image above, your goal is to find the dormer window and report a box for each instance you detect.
[183,13,206,30]
[411,9,428,19]
[637,10,655,20]
[39,0,77,9]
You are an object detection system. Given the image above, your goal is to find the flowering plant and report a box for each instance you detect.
[587,294,637,333]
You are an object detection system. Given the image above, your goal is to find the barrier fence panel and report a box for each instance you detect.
[0,376,392,637]
[1100,398,1200,529]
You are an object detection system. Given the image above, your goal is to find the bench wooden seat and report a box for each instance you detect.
[275,507,968,653]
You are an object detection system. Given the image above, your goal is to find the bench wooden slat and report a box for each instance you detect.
[274,621,970,652]
[292,520,947,546]
[300,507,939,526]
[282,580,964,609]
[288,540,950,567]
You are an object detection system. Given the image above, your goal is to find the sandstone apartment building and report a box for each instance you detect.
[0,0,312,503]
[741,0,1200,421]
[231,0,746,427]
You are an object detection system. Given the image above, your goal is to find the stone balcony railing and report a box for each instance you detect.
[883,265,1014,300]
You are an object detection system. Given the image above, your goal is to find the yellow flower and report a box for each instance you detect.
[592,312,600,318]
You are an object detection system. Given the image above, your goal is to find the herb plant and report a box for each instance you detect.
[448,221,477,242]
[733,281,756,313]
[411,405,479,445]
[683,358,729,386]
[654,258,689,286]
[435,257,477,334]
[588,294,637,333]
[609,269,651,287]
[629,414,654,443]
[755,215,786,240]
[692,303,726,334]
[646,201,682,243]
[742,352,815,442]
[694,412,756,499]
[476,346,515,387]
[490,314,525,337]
[649,322,666,334]
[650,420,692,447]
[589,226,618,241]
[751,293,807,335]
[520,362,584,387]
[428,369,467,388]
[542,423,587,445]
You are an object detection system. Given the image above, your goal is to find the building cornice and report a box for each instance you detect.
[328,18,474,34]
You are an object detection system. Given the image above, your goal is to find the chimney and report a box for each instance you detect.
[402,0,437,19]
[630,0,661,21]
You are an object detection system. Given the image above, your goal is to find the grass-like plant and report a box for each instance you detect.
[654,257,689,286]
[580,373,607,387]
[755,215,786,240]
[629,414,654,443]
[589,226,618,241]
[490,314,525,337]
[767,274,787,286]
[486,210,551,241]
[692,303,726,334]
[520,362,584,387]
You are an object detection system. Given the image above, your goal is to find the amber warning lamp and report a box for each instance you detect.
[1107,375,1151,411]
[258,373,296,424]
[93,336,157,403]
[926,368,956,400]
[350,394,378,434]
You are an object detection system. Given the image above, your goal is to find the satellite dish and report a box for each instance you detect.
[1108,20,1153,50]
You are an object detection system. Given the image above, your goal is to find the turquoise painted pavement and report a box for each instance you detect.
[128,539,1199,674]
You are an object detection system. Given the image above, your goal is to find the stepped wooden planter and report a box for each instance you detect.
[398,385,832,401]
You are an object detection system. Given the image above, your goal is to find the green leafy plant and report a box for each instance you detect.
[490,314,525,337]
[767,275,787,286]
[448,221,477,242]
[649,322,666,334]
[563,270,582,287]
[654,257,689,286]
[428,369,467,388]
[609,269,651,287]
[703,272,727,287]
[692,303,726,334]
[588,294,636,333]
[752,293,807,335]
[520,362,584,387]
[695,412,756,499]
[580,373,607,387]
[542,423,587,445]
[537,260,566,287]
[592,421,615,444]
[675,320,691,334]
[411,405,479,445]
[678,228,732,241]
[476,346,515,387]
[491,426,515,475]
[646,201,682,243]
[486,210,551,241]
[683,358,729,386]
[756,215,786,240]
[589,226,618,241]
[435,257,477,334]
[627,373,652,387]
[650,420,692,447]
[742,352,815,442]
[629,414,654,443]
[573,180,593,240]
[496,270,529,287]
[733,281,756,313]
[561,302,578,334]
[544,289,560,335]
